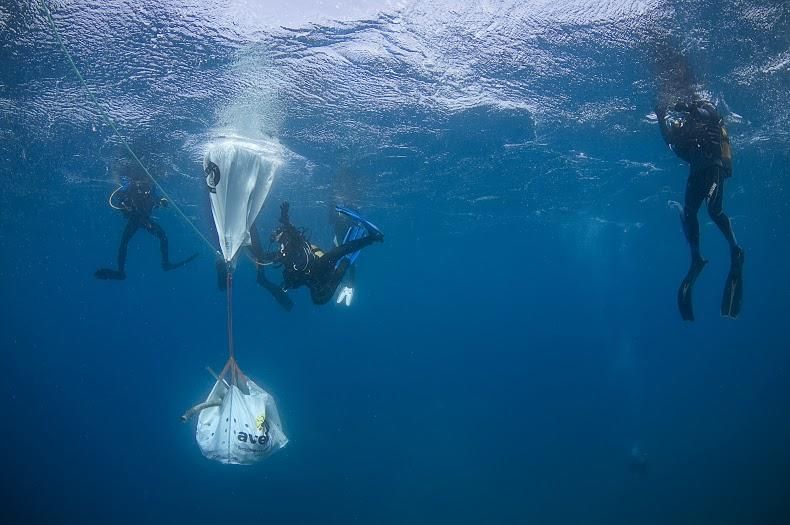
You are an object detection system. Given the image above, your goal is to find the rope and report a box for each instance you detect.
[226,268,235,362]
[226,267,235,461]
[38,0,218,255]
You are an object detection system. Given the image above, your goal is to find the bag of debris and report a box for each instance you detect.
[183,358,288,465]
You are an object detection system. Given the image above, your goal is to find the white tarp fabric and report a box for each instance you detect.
[196,373,288,465]
[204,137,280,262]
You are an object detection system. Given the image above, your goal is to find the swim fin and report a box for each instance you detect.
[164,253,199,272]
[721,247,744,319]
[336,285,354,306]
[335,205,384,239]
[335,224,367,269]
[678,257,707,321]
[95,268,126,280]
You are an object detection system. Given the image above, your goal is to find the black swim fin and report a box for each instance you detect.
[721,247,744,319]
[164,253,199,272]
[678,257,707,321]
[95,268,126,280]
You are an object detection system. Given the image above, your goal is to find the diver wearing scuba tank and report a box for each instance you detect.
[95,173,197,280]
[656,97,744,320]
[254,202,384,307]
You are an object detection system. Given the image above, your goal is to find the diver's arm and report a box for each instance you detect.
[279,201,290,224]
[248,222,282,264]
[149,187,168,208]
[116,190,133,211]
[655,105,673,146]
[258,250,281,264]
[256,264,294,311]
[249,223,266,260]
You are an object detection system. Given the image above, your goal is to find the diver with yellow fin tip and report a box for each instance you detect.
[253,202,383,307]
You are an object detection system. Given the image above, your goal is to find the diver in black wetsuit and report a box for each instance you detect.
[95,176,197,280]
[253,201,383,307]
[656,98,744,320]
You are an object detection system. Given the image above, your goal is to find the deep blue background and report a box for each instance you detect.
[2,1,790,523]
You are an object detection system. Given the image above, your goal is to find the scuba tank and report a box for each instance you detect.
[274,225,314,273]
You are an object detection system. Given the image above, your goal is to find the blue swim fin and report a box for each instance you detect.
[334,206,384,270]
[335,205,383,237]
[340,224,367,267]
[335,224,366,269]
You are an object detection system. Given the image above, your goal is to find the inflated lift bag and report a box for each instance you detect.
[205,138,280,263]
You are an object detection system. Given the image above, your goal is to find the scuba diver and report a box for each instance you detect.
[95,174,198,280]
[214,222,296,311]
[253,201,383,307]
[656,97,744,320]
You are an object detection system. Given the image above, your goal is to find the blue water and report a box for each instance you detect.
[2,0,790,523]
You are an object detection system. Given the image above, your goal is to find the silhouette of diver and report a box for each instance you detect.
[656,97,744,320]
[95,175,197,280]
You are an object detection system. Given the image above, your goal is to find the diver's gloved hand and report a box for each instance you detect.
[336,286,354,306]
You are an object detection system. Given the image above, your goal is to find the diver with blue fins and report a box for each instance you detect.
[252,201,383,307]
[95,172,198,280]
[656,97,744,320]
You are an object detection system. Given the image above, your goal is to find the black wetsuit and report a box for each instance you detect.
[254,202,382,306]
[657,100,738,260]
[96,182,195,280]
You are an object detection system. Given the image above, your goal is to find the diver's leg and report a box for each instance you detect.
[144,220,171,267]
[144,220,197,271]
[310,259,349,305]
[706,169,739,253]
[708,168,744,318]
[322,235,381,267]
[682,174,705,263]
[249,222,266,260]
[96,218,138,280]
[117,218,140,274]
[677,173,708,321]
